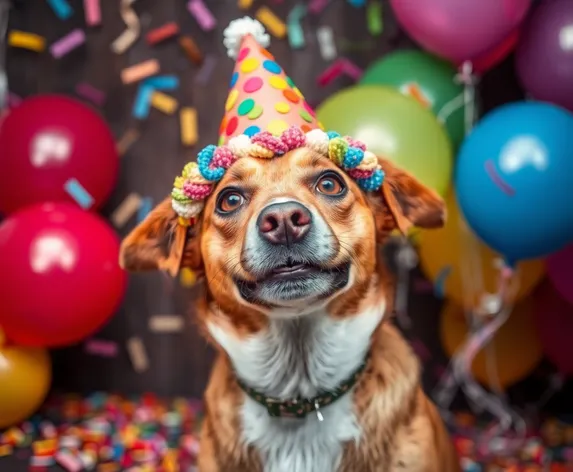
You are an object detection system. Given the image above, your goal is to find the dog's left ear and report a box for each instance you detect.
[119,197,203,278]
[367,157,446,241]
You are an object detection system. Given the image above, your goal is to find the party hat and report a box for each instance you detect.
[218,17,322,144]
[170,17,384,229]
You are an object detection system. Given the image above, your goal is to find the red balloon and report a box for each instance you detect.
[533,281,573,375]
[0,95,118,215]
[0,203,127,347]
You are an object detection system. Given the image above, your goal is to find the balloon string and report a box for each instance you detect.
[455,61,478,136]
[394,237,417,330]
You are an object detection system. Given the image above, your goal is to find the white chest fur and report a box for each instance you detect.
[208,304,384,472]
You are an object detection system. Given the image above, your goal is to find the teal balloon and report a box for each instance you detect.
[360,50,465,149]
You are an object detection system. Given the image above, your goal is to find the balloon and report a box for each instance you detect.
[440,299,543,389]
[0,330,51,428]
[516,0,573,112]
[419,191,545,307]
[533,281,573,375]
[466,28,521,74]
[0,95,119,214]
[455,102,573,264]
[390,0,531,64]
[0,203,127,347]
[360,50,465,149]
[546,244,573,305]
[317,86,453,196]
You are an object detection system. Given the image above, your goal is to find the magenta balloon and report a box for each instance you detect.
[547,244,573,305]
[516,0,573,111]
[0,95,119,215]
[390,0,532,63]
[0,202,127,347]
[533,282,573,375]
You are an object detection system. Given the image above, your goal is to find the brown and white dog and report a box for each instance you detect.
[119,148,461,472]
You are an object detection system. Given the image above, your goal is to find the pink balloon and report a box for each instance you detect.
[547,244,573,305]
[533,281,573,375]
[0,203,127,347]
[0,95,119,215]
[390,0,532,64]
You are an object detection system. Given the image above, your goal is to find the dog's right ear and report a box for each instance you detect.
[119,197,203,278]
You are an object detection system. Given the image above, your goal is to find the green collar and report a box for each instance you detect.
[236,361,367,420]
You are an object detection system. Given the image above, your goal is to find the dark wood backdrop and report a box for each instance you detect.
[5,0,570,412]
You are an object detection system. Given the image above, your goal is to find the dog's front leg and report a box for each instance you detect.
[197,416,221,472]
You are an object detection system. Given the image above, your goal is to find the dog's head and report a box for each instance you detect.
[120,148,444,319]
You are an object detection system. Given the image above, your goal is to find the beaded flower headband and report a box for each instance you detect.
[170,126,385,226]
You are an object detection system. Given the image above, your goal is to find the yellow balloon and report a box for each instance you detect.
[439,299,543,389]
[0,329,51,428]
[418,190,545,307]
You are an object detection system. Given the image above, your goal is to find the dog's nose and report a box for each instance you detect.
[257,202,312,245]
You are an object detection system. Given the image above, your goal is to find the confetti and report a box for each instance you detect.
[64,178,94,209]
[110,193,142,227]
[433,265,451,298]
[317,60,345,86]
[127,336,149,373]
[8,30,46,52]
[50,28,85,58]
[317,26,337,61]
[121,59,160,84]
[256,6,287,39]
[485,159,515,196]
[75,82,105,106]
[308,0,330,14]
[143,75,179,90]
[146,22,180,46]
[55,450,83,472]
[47,0,73,20]
[179,267,197,287]
[85,339,119,357]
[180,107,198,146]
[116,128,140,156]
[187,0,216,32]
[149,315,185,333]
[30,455,55,466]
[136,197,153,223]
[238,0,253,9]
[84,0,101,26]
[111,0,140,54]
[132,84,154,119]
[151,91,178,115]
[340,58,363,81]
[195,54,217,85]
[367,1,383,36]
[179,35,203,65]
[287,4,307,49]
[0,445,12,456]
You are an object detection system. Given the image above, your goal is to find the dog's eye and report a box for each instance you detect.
[217,190,245,214]
[316,173,345,196]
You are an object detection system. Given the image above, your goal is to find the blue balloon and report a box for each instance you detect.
[455,102,573,264]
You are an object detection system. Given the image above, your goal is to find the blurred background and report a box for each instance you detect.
[0,0,572,470]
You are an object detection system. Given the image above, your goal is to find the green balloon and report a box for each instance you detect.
[360,50,464,149]
[316,85,453,197]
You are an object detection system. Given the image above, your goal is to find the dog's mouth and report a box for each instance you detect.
[235,258,351,307]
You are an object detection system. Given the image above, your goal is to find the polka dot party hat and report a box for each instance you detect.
[170,17,385,231]
[218,16,322,144]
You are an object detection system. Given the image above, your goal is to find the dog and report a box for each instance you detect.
[119,147,461,472]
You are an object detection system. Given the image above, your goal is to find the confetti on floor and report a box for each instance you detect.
[0,393,203,470]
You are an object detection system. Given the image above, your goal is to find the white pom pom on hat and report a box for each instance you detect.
[223,16,271,59]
